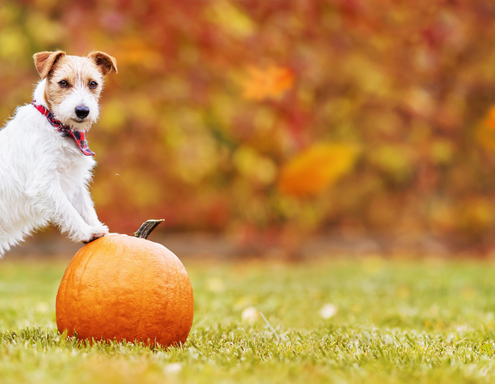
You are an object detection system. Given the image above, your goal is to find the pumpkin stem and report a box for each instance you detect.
[134,219,164,239]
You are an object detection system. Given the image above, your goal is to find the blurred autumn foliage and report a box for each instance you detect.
[3,0,495,254]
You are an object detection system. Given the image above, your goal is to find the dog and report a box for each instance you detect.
[0,51,117,257]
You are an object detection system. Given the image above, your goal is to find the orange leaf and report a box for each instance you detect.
[476,105,495,151]
[278,143,360,197]
[240,65,294,101]
[484,105,495,130]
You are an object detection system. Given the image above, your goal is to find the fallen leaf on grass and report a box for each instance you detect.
[242,306,260,324]
[319,303,338,319]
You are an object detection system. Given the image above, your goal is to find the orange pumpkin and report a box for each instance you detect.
[56,220,194,347]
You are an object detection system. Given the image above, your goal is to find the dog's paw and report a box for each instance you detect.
[74,224,109,244]
[84,225,109,243]
[92,224,109,235]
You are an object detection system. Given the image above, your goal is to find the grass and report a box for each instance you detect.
[2,256,495,383]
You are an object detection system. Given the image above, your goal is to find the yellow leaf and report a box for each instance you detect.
[26,12,65,46]
[278,143,360,197]
[99,100,127,133]
[205,0,255,38]
[233,146,277,185]
[0,27,28,60]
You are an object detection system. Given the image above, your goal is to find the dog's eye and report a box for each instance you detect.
[58,80,69,88]
[89,81,98,89]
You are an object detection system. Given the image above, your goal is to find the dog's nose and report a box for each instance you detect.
[75,105,90,119]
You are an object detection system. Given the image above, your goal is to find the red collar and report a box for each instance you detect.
[32,100,95,156]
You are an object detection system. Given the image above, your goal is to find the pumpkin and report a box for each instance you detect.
[56,220,194,347]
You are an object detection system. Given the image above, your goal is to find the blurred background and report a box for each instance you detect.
[2,0,495,258]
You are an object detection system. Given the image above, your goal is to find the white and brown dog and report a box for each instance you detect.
[0,51,117,257]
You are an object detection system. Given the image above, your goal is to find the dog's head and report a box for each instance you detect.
[33,51,118,131]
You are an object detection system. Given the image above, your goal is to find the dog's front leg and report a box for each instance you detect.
[27,178,108,243]
[71,183,107,230]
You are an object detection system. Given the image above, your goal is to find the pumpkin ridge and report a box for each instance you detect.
[132,248,149,342]
[76,242,100,334]
[106,237,128,340]
[55,262,71,332]
[93,240,113,337]
[64,251,85,335]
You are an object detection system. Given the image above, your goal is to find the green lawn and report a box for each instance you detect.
[2,257,495,383]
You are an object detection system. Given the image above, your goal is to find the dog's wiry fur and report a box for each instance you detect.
[0,51,117,257]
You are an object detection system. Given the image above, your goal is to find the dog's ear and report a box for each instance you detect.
[87,51,118,76]
[33,51,66,79]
